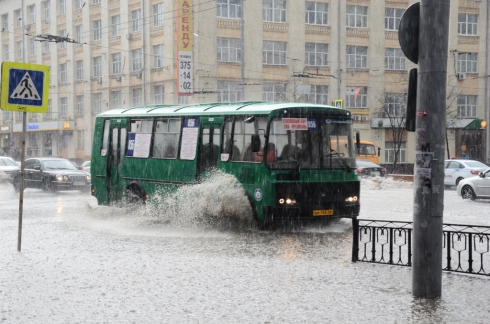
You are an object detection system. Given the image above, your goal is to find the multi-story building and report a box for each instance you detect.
[0,0,488,168]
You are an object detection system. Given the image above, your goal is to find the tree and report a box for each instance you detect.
[375,92,408,174]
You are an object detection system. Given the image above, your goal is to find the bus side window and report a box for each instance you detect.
[153,118,181,159]
[101,119,111,156]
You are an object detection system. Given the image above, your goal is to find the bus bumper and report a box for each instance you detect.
[263,204,360,222]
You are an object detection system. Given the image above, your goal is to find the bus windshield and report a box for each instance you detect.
[268,117,356,170]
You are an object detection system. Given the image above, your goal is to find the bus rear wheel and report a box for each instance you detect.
[125,185,145,206]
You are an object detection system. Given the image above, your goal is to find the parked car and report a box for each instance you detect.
[457,168,490,200]
[81,161,91,174]
[444,159,490,186]
[356,160,387,177]
[9,157,91,193]
[0,156,19,183]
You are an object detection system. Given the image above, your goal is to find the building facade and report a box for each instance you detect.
[0,0,488,167]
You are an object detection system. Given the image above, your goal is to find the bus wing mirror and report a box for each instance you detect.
[251,134,261,152]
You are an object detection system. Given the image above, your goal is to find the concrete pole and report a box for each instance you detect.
[412,0,450,298]
[486,0,490,164]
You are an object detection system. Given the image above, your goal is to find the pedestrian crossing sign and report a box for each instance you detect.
[1,61,50,113]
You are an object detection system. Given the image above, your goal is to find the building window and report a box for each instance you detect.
[346,45,367,69]
[132,9,142,32]
[60,97,68,116]
[77,130,84,150]
[111,91,122,109]
[75,0,84,10]
[458,53,478,74]
[346,86,367,108]
[132,88,143,106]
[217,81,243,102]
[93,19,101,40]
[132,49,143,71]
[458,13,477,36]
[76,95,84,115]
[44,1,51,21]
[457,95,477,118]
[385,48,406,70]
[305,2,328,25]
[43,41,51,53]
[217,38,242,63]
[28,5,36,24]
[59,29,67,48]
[263,83,286,102]
[93,0,101,4]
[60,63,67,83]
[3,44,9,61]
[46,99,53,119]
[93,56,102,77]
[385,142,406,163]
[112,15,120,36]
[154,85,165,104]
[30,38,36,56]
[263,41,286,65]
[263,0,286,23]
[76,60,84,81]
[217,0,242,19]
[384,93,406,117]
[75,25,83,43]
[14,9,22,28]
[346,5,367,28]
[112,53,121,75]
[306,85,328,105]
[152,44,164,68]
[305,43,328,67]
[93,93,102,114]
[1,14,8,32]
[59,0,66,15]
[153,3,164,27]
[385,8,404,31]
[16,41,23,59]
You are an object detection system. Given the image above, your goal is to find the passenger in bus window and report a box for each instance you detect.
[255,143,276,163]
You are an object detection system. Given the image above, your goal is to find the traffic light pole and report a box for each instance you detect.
[412,0,450,298]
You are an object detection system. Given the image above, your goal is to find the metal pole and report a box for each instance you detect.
[18,0,27,252]
[412,0,450,298]
[240,0,245,99]
[337,0,342,99]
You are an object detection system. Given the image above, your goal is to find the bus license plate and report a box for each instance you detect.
[313,209,334,216]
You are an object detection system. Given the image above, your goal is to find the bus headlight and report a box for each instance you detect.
[345,196,358,202]
[279,198,297,205]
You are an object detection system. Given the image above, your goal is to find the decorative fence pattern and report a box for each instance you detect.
[352,219,490,276]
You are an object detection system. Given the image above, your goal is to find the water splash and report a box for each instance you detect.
[140,171,257,230]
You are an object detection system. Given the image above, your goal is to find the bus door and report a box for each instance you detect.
[198,118,222,179]
[107,119,128,205]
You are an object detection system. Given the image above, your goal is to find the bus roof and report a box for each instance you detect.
[95,101,349,118]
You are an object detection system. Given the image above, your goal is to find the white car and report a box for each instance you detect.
[444,159,490,186]
[457,168,490,200]
[81,161,91,174]
[0,156,19,183]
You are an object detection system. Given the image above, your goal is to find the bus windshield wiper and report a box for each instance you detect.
[326,149,352,172]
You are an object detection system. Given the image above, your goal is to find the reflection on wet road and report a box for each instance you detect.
[1,181,490,323]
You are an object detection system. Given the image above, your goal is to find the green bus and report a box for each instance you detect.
[90,101,360,227]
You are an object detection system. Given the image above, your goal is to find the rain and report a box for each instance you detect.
[1,175,490,323]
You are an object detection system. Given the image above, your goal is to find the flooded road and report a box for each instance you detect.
[1,178,490,323]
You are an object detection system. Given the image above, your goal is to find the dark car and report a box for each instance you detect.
[356,160,387,177]
[9,157,91,193]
